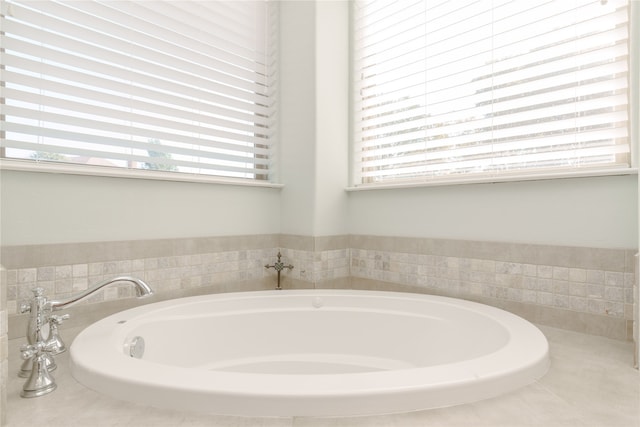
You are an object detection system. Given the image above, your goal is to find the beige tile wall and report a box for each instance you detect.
[6,249,273,314]
[1,266,7,427]
[350,250,633,319]
[636,254,639,367]
[2,234,637,343]
[2,236,270,338]
[347,235,636,341]
[2,235,352,339]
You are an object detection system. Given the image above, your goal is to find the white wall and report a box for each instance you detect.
[348,175,638,249]
[1,0,637,252]
[313,0,349,236]
[0,171,281,245]
[278,1,317,236]
[279,0,350,237]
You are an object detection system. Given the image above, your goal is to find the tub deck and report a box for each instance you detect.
[6,324,639,426]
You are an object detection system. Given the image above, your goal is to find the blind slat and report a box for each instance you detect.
[2,123,269,166]
[4,37,271,116]
[6,140,268,176]
[2,103,272,156]
[4,86,273,146]
[3,3,268,89]
[2,57,270,127]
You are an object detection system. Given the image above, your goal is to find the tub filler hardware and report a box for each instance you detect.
[18,276,153,398]
[20,340,58,397]
[264,252,294,290]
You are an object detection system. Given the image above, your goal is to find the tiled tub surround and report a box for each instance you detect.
[1,234,637,343]
[2,235,351,339]
[1,234,638,427]
[3,236,270,338]
[1,266,8,426]
[279,234,351,284]
[348,236,637,341]
[6,249,275,315]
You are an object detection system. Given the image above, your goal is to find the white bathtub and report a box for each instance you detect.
[70,289,550,417]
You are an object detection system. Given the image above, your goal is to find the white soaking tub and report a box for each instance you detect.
[69,289,550,417]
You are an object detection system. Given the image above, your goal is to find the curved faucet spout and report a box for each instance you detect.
[46,276,153,311]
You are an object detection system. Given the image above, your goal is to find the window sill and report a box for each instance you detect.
[0,159,284,189]
[345,167,638,191]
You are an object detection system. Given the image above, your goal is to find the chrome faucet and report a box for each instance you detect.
[44,275,153,311]
[19,276,153,397]
[264,252,294,290]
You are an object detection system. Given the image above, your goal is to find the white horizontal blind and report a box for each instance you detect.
[352,0,630,185]
[1,0,278,181]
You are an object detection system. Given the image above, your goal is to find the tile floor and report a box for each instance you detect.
[5,325,640,427]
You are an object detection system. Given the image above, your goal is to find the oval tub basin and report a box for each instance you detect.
[69,289,550,417]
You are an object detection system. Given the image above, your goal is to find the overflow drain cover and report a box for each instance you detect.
[127,336,145,359]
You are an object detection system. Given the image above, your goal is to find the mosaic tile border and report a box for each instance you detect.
[1,234,637,342]
[5,249,279,315]
[346,235,636,341]
[349,249,635,320]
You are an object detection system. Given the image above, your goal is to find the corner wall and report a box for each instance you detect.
[278,0,350,238]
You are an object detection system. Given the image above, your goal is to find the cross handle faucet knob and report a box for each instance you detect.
[49,314,70,325]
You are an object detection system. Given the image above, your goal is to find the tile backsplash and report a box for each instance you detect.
[347,236,635,341]
[6,249,277,315]
[0,266,7,427]
[1,234,637,342]
[349,250,633,320]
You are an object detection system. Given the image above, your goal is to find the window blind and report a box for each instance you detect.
[1,0,278,181]
[351,0,630,186]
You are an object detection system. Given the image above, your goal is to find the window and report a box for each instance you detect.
[1,1,278,182]
[351,0,631,186]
